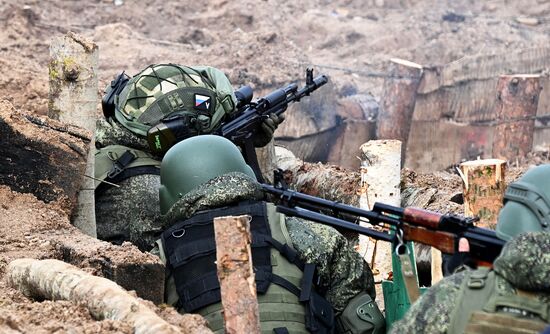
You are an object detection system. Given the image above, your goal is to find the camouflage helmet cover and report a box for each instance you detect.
[159,135,256,214]
[496,164,550,241]
[114,64,237,136]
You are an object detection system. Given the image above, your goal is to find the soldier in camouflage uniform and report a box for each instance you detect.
[94,64,282,251]
[390,164,550,334]
[153,135,386,334]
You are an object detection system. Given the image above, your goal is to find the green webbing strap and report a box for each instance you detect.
[94,145,160,191]
[398,251,421,304]
[382,227,427,330]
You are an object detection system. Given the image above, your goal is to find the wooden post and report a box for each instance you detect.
[492,74,542,161]
[459,159,507,229]
[358,140,402,284]
[49,31,98,237]
[376,58,423,163]
[213,215,261,334]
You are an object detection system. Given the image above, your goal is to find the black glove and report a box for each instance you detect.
[253,113,285,147]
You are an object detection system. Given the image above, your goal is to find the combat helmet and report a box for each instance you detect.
[159,135,256,214]
[496,164,550,241]
[111,64,237,137]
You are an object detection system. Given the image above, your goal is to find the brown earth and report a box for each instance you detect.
[1,0,550,331]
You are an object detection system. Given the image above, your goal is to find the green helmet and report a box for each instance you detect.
[159,135,256,214]
[114,64,237,137]
[496,164,550,241]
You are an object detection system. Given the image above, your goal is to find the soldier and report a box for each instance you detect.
[390,164,550,334]
[152,135,386,334]
[94,64,282,251]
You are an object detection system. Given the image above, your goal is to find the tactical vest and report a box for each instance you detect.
[161,201,335,334]
[449,267,549,334]
[94,145,161,195]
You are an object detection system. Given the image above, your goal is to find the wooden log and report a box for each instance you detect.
[0,178,165,305]
[7,259,212,334]
[213,215,261,334]
[376,58,423,163]
[358,140,401,283]
[459,159,507,229]
[0,100,90,216]
[49,31,99,237]
[274,146,360,206]
[327,96,377,169]
[50,233,165,304]
[492,75,542,161]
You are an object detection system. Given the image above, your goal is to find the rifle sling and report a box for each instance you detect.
[398,251,421,303]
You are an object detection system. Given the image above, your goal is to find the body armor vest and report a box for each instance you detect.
[449,268,549,334]
[161,201,335,334]
[94,145,160,195]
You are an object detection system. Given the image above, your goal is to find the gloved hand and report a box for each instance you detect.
[442,238,477,276]
[253,113,285,147]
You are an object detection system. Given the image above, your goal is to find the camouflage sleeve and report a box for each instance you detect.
[285,217,375,313]
[389,271,467,334]
[95,174,162,252]
[95,118,149,150]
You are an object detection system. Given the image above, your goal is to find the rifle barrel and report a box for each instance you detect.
[276,206,394,242]
[262,184,400,226]
[264,183,505,261]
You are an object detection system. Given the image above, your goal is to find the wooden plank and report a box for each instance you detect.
[413,47,550,122]
[214,215,261,334]
[405,121,494,172]
[419,47,550,94]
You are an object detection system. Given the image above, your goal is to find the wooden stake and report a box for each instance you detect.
[492,74,542,161]
[358,140,402,284]
[7,259,212,334]
[213,215,261,334]
[376,58,423,163]
[49,31,98,237]
[430,248,443,285]
[459,159,507,229]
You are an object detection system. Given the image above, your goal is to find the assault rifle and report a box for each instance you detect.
[221,69,328,181]
[262,178,505,265]
[146,69,328,182]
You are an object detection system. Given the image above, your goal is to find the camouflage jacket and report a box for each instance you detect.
[390,232,550,334]
[154,172,376,314]
[95,117,150,151]
[94,117,162,251]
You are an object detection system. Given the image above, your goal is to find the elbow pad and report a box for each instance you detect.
[336,293,386,334]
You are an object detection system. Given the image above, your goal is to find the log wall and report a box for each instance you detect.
[407,47,550,172]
